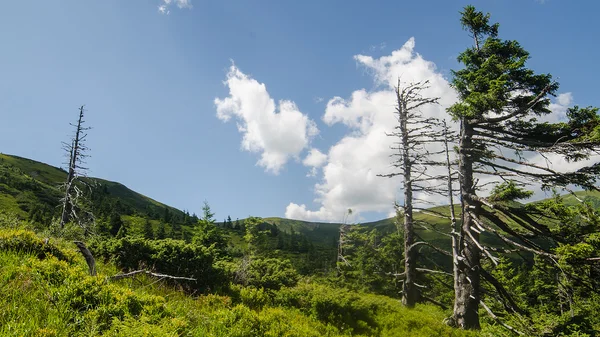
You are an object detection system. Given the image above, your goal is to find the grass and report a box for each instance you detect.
[0,226,482,337]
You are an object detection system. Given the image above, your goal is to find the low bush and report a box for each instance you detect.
[90,237,227,292]
[0,229,72,261]
[234,257,300,290]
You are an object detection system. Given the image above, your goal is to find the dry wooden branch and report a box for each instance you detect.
[480,300,525,335]
[110,270,197,281]
[73,241,96,276]
[415,268,453,277]
[422,295,449,310]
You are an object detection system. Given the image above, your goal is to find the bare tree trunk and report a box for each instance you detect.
[452,120,481,329]
[443,120,462,324]
[60,106,85,228]
[74,241,96,276]
[401,99,419,308]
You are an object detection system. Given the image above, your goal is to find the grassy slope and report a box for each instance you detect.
[0,227,481,337]
[0,153,183,219]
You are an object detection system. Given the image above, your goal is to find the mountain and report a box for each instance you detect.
[3,152,600,241]
[0,153,185,222]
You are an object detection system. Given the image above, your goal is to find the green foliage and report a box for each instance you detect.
[202,200,216,223]
[142,218,154,239]
[336,225,404,297]
[194,219,226,250]
[91,237,227,292]
[0,229,477,337]
[155,222,167,239]
[243,216,270,255]
[489,181,534,202]
[109,212,124,237]
[0,153,186,226]
[0,229,73,262]
[272,282,477,337]
[235,257,300,290]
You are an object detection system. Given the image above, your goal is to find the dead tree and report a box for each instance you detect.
[337,209,353,273]
[379,80,454,307]
[60,105,92,229]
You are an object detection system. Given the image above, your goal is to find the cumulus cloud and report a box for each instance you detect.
[215,64,319,174]
[285,38,458,222]
[303,148,328,177]
[158,0,192,14]
[541,92,573,123]
[284,37,586,222]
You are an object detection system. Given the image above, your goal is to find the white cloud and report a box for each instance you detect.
[303,148,328,177]
[541,92,573,123]
[158,0,192,14]
[286,38,458,222]
[215,64,319,174]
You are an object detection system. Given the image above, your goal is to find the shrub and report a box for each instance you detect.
[234,257,299,290]
[90,237,227,292]
[0,229,72,261]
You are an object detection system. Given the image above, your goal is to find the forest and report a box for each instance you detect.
[2,5,600,337]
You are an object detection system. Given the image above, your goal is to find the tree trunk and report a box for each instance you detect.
[60,106,84,228]
[74,241,96,276]
[452,120,481,329]
[60,143,75,227]
[401,100,419,308]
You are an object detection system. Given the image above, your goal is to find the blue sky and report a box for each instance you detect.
[1,0,598,223]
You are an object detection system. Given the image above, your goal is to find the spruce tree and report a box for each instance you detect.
[155,222,167,240]
[109,212,124,237]
[449,6,600,329]
[143,219,154,239]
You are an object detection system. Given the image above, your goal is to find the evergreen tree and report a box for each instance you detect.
[276,233,285,250]
[109,212,124,237]
[171,221,182,239]
[155,222,167,240]
[448,6,600,329]
[193,201,225,250]
[143,218,154,239]
[183,211,191,226]
[243,217,268,255]
[163,207,171,223]
[201,200,215,223]
[116,222,128,238]
[289,228,299,252]
[227,215,233,229]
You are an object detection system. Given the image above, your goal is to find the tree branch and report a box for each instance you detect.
[110,270,197,282]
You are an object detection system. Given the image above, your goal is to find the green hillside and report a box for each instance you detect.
[0,153,185,223]
[0,227,481,337]
[2,153,599,336]
[3,151,600,262]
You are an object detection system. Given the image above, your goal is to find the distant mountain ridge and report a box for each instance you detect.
[0,153,185,221]
[3,152,600,237]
